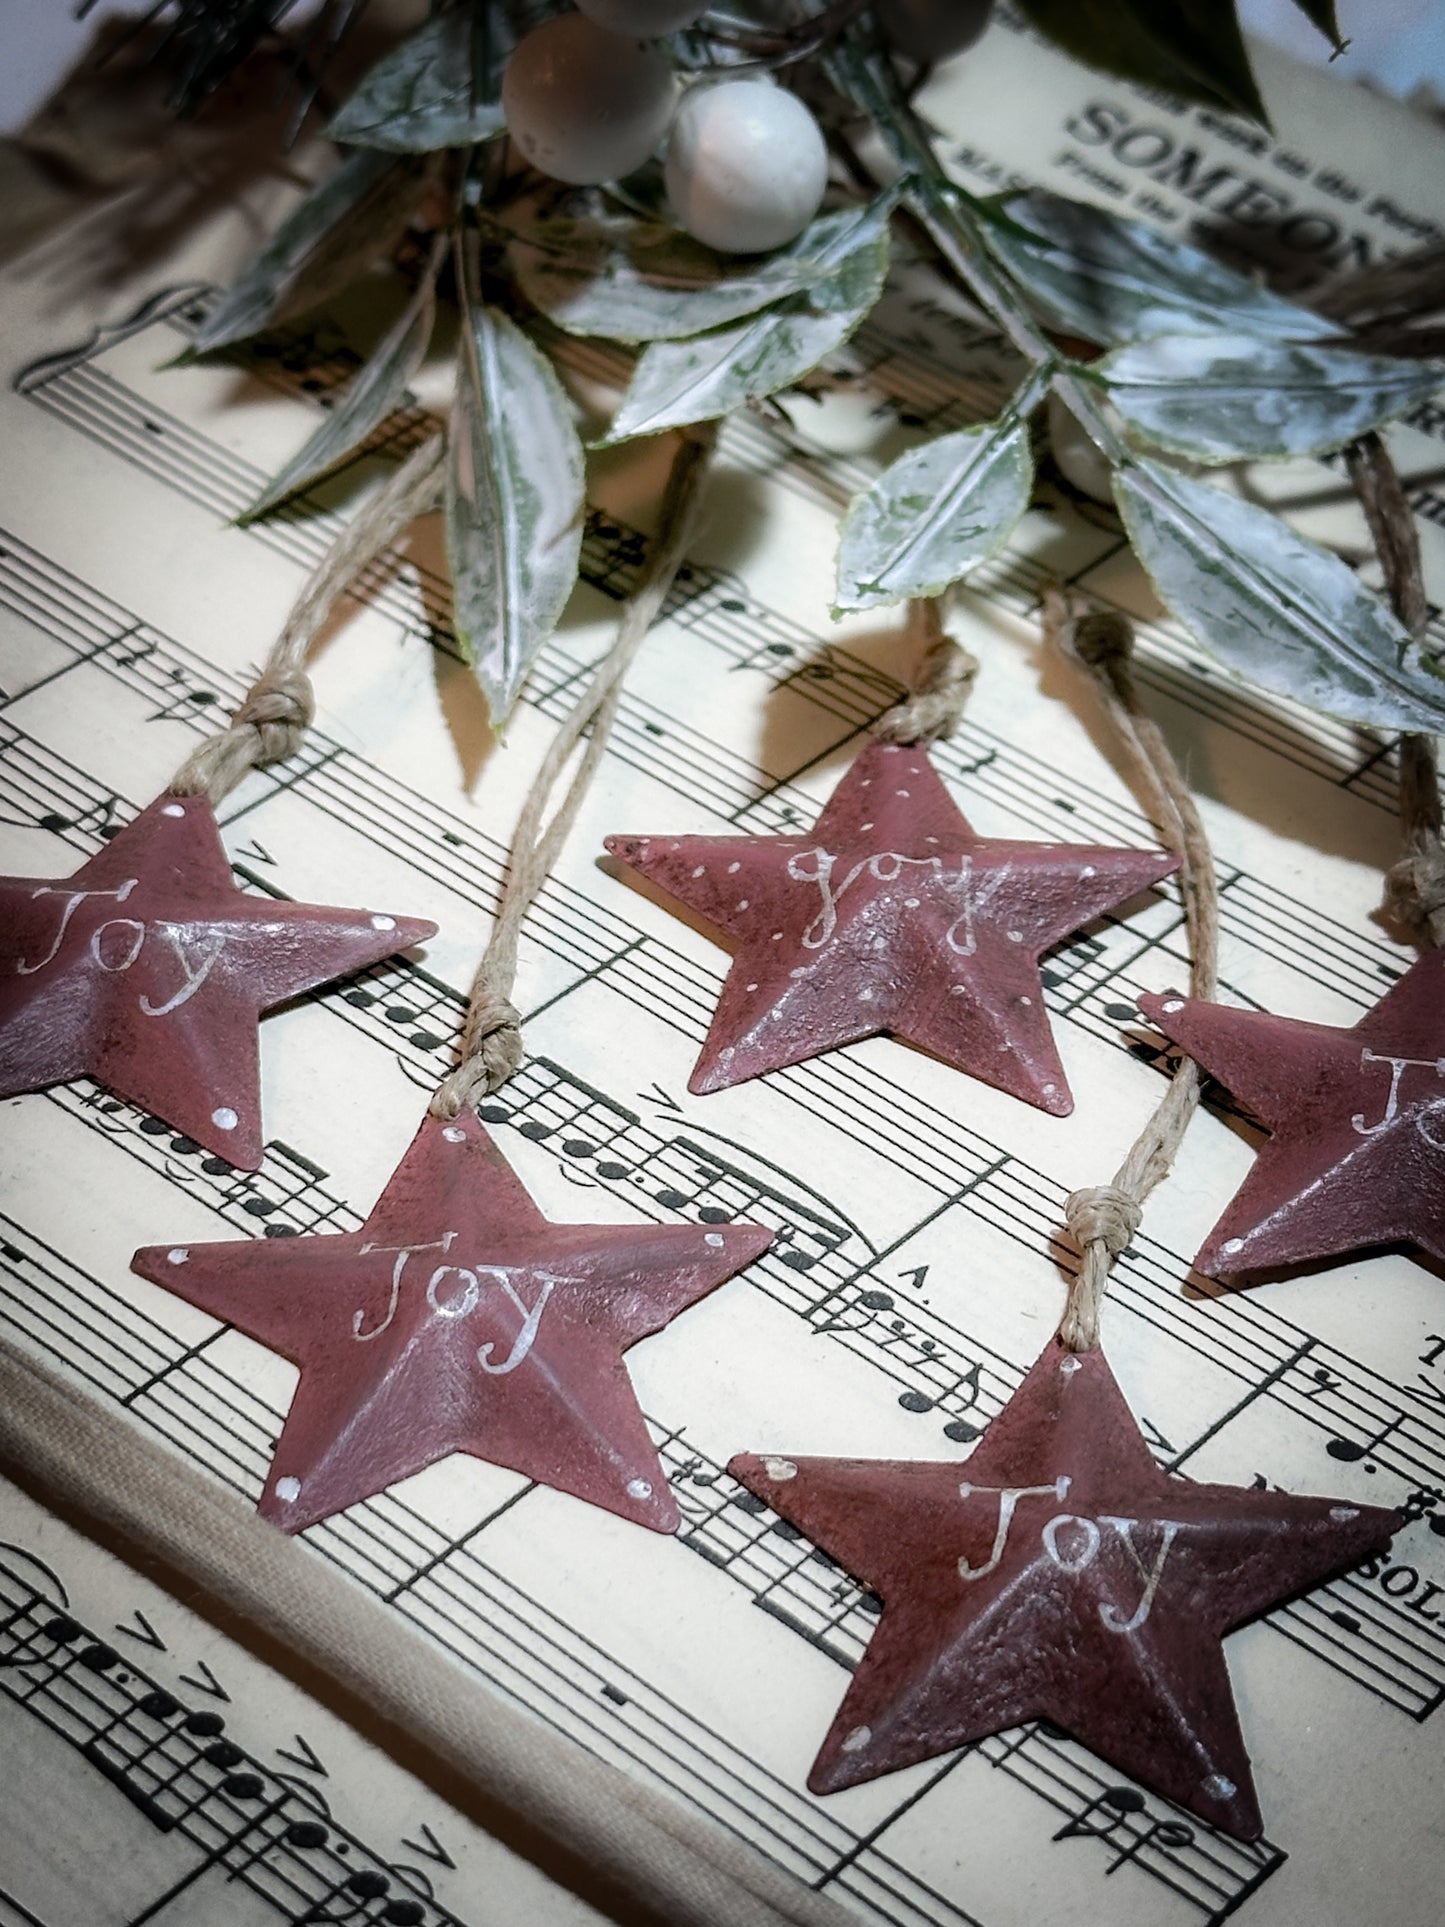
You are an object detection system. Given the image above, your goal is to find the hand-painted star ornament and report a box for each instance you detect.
[606,741,1177,1110]
[1140,953,1445,1276]
[134,1108,772,1533]
[731,1340,1398,1839]
[0,794,437,1168]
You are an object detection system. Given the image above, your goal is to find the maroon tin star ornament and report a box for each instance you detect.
[1139,953,1445,1276]
[731,1339,1398,1839]
[0,794,436,1169]
[606,741,1177,1110]
[134,1108,772,1533]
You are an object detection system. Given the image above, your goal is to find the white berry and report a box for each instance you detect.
[575,0,709,31]
[874,0,995,61]
[665,82,828,255]
[1048,392,1114,504]
[502,16,676,187]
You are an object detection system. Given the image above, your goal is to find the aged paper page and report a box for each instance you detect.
[1,10,1443,1926]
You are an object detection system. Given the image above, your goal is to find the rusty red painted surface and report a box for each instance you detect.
[134,1108,772,1534]
[607,741,1177,1110]
[731,1340,1398,1838]
[1140,954,1445,1276]
[0,794,437,1167]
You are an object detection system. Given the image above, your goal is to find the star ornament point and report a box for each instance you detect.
[0,795,437,1168]
[1140,952,1445,1276]
[133,1110,773,1534]
[606,742,1177,1111]
[730,1341,1399,1839]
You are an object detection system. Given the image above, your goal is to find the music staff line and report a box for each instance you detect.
[18,284,1418,833]
[0,1547,465,1927]
[0,1215,1272,1927]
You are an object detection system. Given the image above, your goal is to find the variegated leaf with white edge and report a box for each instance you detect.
[446,303,586,724]
[835,416,1034,612]
[327,6,514,152]
[1114,457,1445,732]
[1097,332,1444,463]
[981,191,1337,347]
[192,152,429,354]
[240,249,441,522]
[597,191,894,442]
[510,200,892,343]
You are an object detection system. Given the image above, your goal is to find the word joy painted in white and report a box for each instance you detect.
[785,847,1010,955]
[1351,1048,1445,1147]
[16,882,226,1017]
[353,1232,559,1376]
[956,1475,1184,1635]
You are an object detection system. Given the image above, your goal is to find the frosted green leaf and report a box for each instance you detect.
[193,152,429,353]
[835,417,1034,612]
[511,200,895,343]
[327,7,514,152]
[1098,333,1444,463]
[1115,458,1445,732]
[598,194,892,441]
[447,303,585,724]
[981,192,1337,347]
[238,261,439,522]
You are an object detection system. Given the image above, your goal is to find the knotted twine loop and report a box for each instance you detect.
[873,595,979,745]
[169,431,446,806]
[1044,586,1220,1352]
[431,421,718,1118]
[1344,433,1445,948]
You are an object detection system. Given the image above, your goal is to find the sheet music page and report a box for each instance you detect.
[2,9,1443,1925]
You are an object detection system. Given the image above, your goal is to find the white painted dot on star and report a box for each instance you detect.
[763,1456,797,1481]
[859,987,875,1002]
[370,914,396,931]
[167,1247,189,1266]
[669,840,681,850]
[1223,1237,1245,1255]
[895,788,910,798]
[861,821,874,832]
[860,778,872,787]
[211,1107,238,1132]
[1330,1505,1360,1522]
[1162,998,1185,1014]
[627,1478,653,1500]
[276,1476,301,1504]
[442,1126,466,1143]
[925,836,939,845]
[1019,996,1032,1007]
[705,1232,725,1248]
[841,1725,872,1754]
[771,931,783,941]
[736,899,750,911]
[1081,865,1096,878]
[1042,1083,1057,1097]
[1006,930,1023,943]
[950,984,967,996]
[1202,1774,1236,1801]
[728,861,741,874]
[162,802,186,818]
[1060,1356,1082,1376]
[904,897,920,909]
[691,865,706,878]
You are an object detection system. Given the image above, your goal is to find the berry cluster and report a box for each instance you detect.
[501,6,832,254]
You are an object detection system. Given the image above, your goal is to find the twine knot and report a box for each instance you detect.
[1065,1184,1141,1258]
[429,991,524,1119]
[234,667,315,768]
[1068,610,1134,669]
[1384,846,1445,937]
[873,617,978,747]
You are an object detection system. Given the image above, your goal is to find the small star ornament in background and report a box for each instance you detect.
[1140,954,1445,1276]
[607,741,1177,1110]
[134,1108,772,1533]
[0,795,437,1168]
[731,1340,1398,1839]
